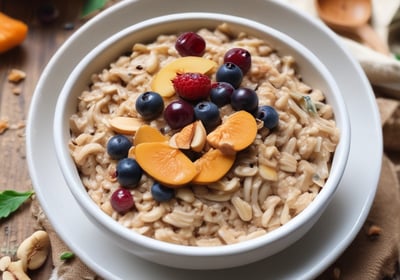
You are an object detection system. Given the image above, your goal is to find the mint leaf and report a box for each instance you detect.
[81,0,107,17]
[0,190,34,219]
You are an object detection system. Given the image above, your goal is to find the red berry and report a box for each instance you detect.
[175,32,206,57]
[224,48,252,75]
[110,188,134,214]
[172,72,211,101]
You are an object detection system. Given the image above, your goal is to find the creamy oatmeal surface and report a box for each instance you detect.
[69,23,339,246]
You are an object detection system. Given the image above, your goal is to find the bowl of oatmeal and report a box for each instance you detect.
[53,12,350,269]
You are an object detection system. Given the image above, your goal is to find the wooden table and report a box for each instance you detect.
[0,1,85,278]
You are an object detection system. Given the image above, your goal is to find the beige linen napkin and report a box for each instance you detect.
[30,1,400,279]
[286,0,400,93]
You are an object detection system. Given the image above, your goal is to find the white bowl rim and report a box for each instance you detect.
[53,12,351,257]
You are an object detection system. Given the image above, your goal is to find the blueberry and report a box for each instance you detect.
[231,87,259,115]
[107,135,132,160]
[194,101,221,131]
[135,91,164,120]
[257,105,279,129]
[209,82,235,107]
[116,158,143,188]
[216,62,243,89]
[151,182,175,202]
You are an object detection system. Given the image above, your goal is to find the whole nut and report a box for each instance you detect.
[16,230,50,270]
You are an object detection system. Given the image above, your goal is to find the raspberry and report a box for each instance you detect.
[172,72,211,101]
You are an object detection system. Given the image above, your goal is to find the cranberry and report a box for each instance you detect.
[224,48,252,75]
[175,32,206,57]
[110,188,134,214]
[164,100,195,130]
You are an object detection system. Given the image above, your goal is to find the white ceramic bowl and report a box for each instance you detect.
[53,12,350,270]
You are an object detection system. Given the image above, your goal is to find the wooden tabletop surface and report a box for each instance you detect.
[0,1,86,278]
[1,1,400,279]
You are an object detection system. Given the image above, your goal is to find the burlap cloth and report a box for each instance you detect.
[30,1,400,279]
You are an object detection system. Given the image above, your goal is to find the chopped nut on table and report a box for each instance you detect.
[367,224,383,239]
[7,69,26,83]
[0,119,9,134]
[0,230,50,280]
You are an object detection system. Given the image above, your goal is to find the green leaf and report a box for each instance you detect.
[0,190,34,219]
[60,251,75,261]
[395,53,400,61]
[81,0,108,17]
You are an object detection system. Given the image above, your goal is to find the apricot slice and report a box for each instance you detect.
[192,149,236,185]
[109,117,144,135]
[134,125,168,146]
[135,142,198,187]
[151,56,217,97]
[207,110,258,155]
[128,146,136,158]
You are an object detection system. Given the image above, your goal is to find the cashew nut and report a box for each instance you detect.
[0,256,11,271]
[16,230,50,271]
[3,260,30,280]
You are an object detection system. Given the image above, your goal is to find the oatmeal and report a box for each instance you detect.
[68,23,339,246]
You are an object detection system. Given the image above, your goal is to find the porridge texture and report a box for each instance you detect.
[68,23,339,246]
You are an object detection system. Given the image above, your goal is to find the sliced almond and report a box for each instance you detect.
[259,165,278,181]
[231,196,252,222]
[208,177,240,193]
[109,117,144,135]
[190,121,206,152]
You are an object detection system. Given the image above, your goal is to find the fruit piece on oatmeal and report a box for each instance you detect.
[151,56,217,97]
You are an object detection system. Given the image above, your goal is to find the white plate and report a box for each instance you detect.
[26,0,382,279]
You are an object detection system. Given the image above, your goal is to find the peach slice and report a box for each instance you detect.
[151,56,217,97]
[134,125,168,146]
[192,149,236,185]
[169,122,195,149]
[207,110,258,155]
[135,142,198,187]
[128,146,136,158]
